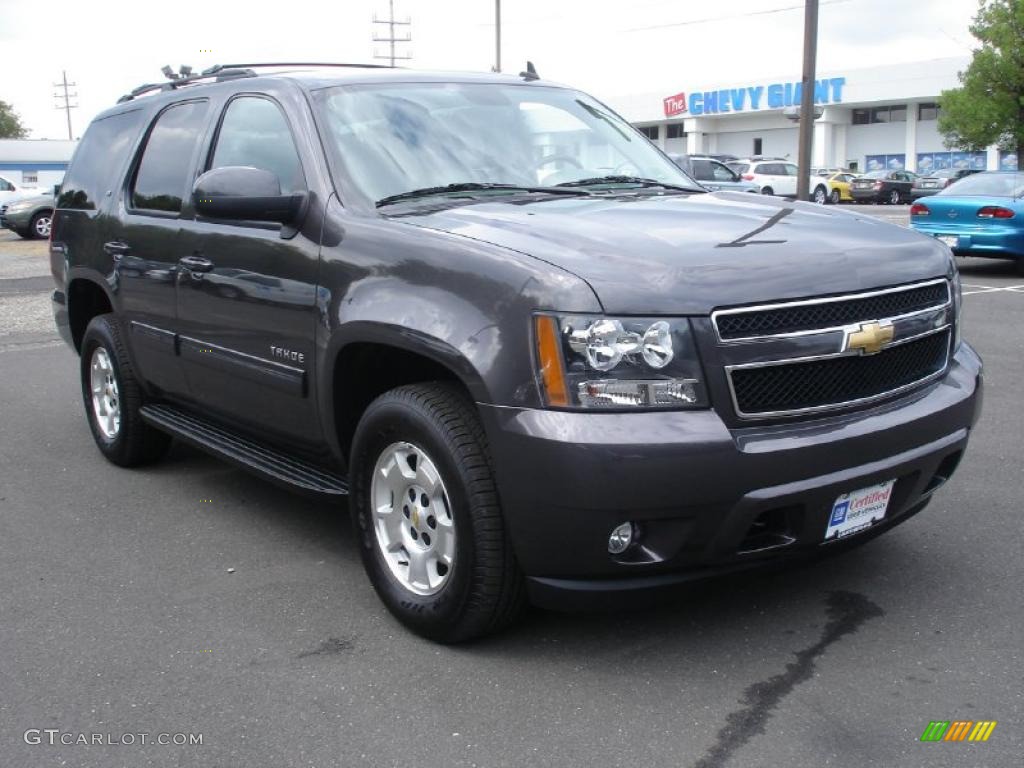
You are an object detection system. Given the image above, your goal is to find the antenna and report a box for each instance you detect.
[519,61,539,81]
[52,70,78,140]
[372,0,412,67]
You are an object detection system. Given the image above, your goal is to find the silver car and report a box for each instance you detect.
[670,154,759,193]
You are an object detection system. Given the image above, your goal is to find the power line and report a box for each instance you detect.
[625,0,853,32]
[373,0,412,67]
[53,70,78,141]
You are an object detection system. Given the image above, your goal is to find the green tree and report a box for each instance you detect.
[938,0,1024,164]
[0,100,29,138]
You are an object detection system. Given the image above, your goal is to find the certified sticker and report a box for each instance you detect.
[825,480,895,541]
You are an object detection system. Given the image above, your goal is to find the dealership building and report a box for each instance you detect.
[612,57,1018,174]
[0,139,77,190]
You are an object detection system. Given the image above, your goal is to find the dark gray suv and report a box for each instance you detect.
[50,64,982,641]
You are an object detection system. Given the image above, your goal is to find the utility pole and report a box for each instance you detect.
[494,0,501,72]
[53,70,78,141]
[795,0,819,202]
[372,0,412,68]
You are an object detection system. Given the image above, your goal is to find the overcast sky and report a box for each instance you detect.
[0,0,979,140]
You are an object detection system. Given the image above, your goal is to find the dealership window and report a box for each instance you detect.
[753,138,763,155]
[22,172,38,184]
[666,123,685,139]
[918,103,941,121]
[853,105,907,125]
[635,125,659,140]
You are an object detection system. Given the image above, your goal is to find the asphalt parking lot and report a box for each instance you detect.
[1,206,1021,768]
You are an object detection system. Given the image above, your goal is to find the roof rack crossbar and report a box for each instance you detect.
[117,62,394,103]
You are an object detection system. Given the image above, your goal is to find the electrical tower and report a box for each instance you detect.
[53,71,78,141]
[373,0,412,67]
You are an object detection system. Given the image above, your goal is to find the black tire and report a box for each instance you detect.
[80,314,171,467]
[888,189,900,205]
[29,210,52,240]
[1015,259,1024,277]
[812,186,828,205]
[829,189,841,204]
[761,186,773,196]
[350,383,526,642]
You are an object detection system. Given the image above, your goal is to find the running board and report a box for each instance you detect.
[140,404,349,497]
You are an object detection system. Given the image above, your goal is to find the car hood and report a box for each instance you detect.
[395,191,951,314]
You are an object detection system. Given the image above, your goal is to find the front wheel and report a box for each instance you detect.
[350,383,525,642]
[80,315,171,467]
[30,211,52,239]
[829,189,841,204]
[812,186,828,205]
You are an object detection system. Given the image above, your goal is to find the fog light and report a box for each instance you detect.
[608,522,636,554]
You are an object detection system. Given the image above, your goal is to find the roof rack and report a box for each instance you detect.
[117,62,394,103]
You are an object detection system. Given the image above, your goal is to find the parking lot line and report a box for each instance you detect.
[962,284,1024,296]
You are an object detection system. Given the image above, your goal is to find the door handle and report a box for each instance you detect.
[103,240,131,258]
[178,255,214,273]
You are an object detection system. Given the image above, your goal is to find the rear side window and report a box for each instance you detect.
[58,109,144,210]
[209,97,305,195]
[131,101,209,214]
[691,159,714,181]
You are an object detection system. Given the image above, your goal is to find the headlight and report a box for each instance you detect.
[534,314,709,409]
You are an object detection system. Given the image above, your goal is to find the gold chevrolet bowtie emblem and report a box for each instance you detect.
[845,321,894,355]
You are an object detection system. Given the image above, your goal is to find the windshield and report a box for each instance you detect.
[937,172,1024,198]
[862,171,889,179]
[315,83,700,205]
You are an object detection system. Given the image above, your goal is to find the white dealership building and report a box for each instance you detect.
[612,57,1018,174]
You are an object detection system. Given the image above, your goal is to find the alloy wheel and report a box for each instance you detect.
[370,441,456,596]
[33,214,51,238]
[89,346,121,439]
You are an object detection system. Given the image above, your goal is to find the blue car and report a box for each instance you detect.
[911,171,1024,272]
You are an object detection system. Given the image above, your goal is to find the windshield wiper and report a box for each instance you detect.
[556,175,702,192]
[376,182,589,207]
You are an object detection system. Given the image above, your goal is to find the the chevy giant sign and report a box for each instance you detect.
[663,77,846,117]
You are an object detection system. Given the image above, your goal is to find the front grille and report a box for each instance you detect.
[729,330,951,417]
[715,280,949,340]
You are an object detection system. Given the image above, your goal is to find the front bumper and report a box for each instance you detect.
[480,343,982,608]
[1,208,32,231]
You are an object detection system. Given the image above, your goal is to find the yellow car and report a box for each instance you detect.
[823,171,858,203]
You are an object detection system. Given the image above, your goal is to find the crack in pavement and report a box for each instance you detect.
[693,590,885,768]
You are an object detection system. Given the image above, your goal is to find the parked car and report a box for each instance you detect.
[851,170,918,204]
[911,168,982,199]
[911,171,1024,273]
[51,63,981,641]
[0,173,28,206]
[820,172,858,203]
[1,189,54,239]
[669,154,758,193]
[726,157,834,203]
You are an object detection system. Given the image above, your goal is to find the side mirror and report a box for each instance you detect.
[193,166,305,224]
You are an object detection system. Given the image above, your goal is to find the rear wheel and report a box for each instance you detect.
[812,186,828,205]
[80,314,171,467]
[888,189,901,205]
[350,383,525,642]
[761,186,773,196]
[829,189,841,204]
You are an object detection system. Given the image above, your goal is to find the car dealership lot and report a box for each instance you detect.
[1,216,1021,767]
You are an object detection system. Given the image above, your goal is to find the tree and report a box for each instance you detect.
[938,0,1024,164]
[0,100,29,139]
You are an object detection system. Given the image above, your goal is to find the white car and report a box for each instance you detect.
[0,174,28,206]
[726,158,834,204]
